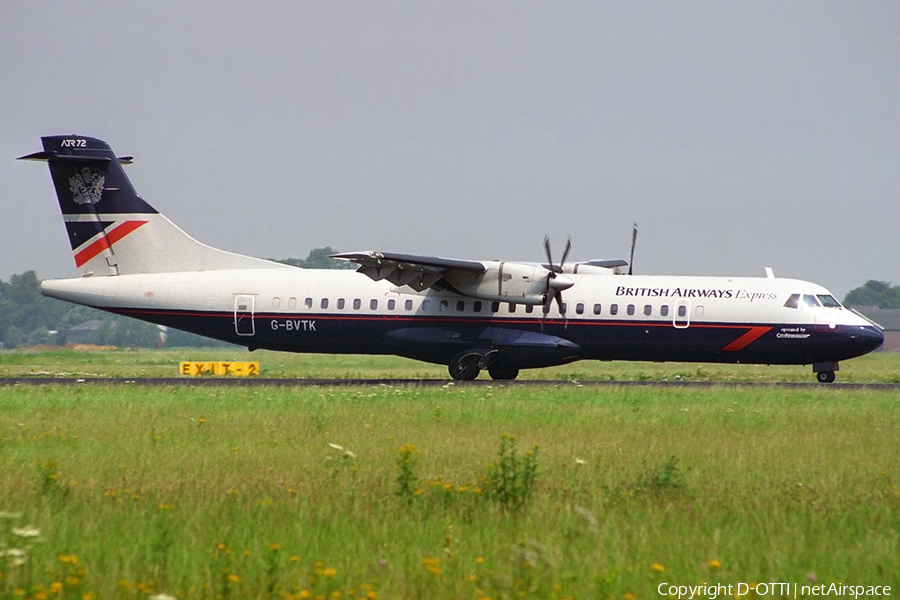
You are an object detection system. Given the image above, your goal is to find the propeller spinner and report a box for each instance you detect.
[542,236,575,320]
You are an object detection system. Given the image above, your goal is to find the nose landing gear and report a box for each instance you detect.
[813,361,838,384]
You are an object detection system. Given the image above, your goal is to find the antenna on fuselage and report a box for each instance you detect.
[628,222,638,275]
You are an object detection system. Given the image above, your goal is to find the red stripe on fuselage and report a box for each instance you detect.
[73,220,148,267]
[720,326,772,352]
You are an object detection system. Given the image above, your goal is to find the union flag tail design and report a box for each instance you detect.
[20,135,279,275]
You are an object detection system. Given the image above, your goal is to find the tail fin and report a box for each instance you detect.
[20,135,280,276]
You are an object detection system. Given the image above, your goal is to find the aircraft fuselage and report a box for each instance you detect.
[41,269,884,371]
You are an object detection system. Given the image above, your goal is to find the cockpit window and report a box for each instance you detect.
[817,294,842,308]
[801,294,821,308]
[784,294,800,309]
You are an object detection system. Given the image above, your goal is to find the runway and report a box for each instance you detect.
[2,377,899,390]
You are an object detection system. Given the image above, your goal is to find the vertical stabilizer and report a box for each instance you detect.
[20,135,282,275]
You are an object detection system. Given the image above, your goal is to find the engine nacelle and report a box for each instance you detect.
[444,261,549,305]
[564,263,617,275]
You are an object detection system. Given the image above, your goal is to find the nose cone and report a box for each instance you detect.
[849,325,884,357]
[548,274,574,292]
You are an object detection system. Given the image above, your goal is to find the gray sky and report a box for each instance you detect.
[2,1,898,298]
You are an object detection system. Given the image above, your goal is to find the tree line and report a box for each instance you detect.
[0,247,352,349]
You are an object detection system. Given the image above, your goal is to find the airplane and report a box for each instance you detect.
[19,135,883,383]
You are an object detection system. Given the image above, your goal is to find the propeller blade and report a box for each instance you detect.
[543,236,553,270]
[629,222,638,276]
[555,290,568,329]
[560,236,572,269]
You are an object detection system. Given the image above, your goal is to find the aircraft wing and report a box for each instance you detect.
[331,251,486,292]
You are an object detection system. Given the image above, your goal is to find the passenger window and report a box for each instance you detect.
[273,297,281,308]
[405,299,413,311]
[509,303,517,313]
[491,301,500,313]
[561,302,568,314]
[695,305,705,317]
[457,300,465,312]
[439,300,448,312]
[784,294,800,309]
[802,294,820,308]
[525,304,533,314]
[473,301,482,312]
[320,298,329,309]
[422,299,431,311]
[353,299,361,310]
[387,299,396,310]
[817,294,842,308]
[304,297,312,309]
[627,304,635,316]
[677,305,687,318]
[610,304,618,316]
[660,305,669,317]
[576,303,585,315]
[337,298,345,310]
[593,303,602,315]
[369,299,377,310]
[643,304,652,316]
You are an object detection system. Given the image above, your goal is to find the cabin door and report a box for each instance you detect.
[234,295,256,336]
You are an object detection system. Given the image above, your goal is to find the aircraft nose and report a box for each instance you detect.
[852,325,884,354]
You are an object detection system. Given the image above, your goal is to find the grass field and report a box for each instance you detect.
[1,367,899,599]
[2,347,900,382]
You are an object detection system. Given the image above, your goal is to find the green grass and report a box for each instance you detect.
[2,347,900,382]
[1,384,898,599]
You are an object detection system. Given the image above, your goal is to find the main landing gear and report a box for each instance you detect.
[448,350,519,381]
[813,361,838,384]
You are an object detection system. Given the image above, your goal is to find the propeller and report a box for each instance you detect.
[542,236,575,327]
[628,222,638,276]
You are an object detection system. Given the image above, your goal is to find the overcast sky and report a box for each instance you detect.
[2,2,898,297]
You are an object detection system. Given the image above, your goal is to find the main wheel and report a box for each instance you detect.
[488,366,520,381]
[816,370,836,383]
[449,355,480,381]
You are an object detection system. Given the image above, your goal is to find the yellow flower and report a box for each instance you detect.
[423,557,442,575]
[49,582,63,594]
[58,554,79,565]
[709,559,721,569]
[475,557,484,563]
[624,593,637,600]
[323,567,337,578]
[650,563,665,572]
[269,543,280,551]
[227,573,241,583]
[83,593,96,600]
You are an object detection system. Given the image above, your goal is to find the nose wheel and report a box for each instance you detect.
[813,361,838,384]
[816,370,836,384]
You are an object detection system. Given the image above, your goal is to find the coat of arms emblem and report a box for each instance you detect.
[68,167,105,205]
